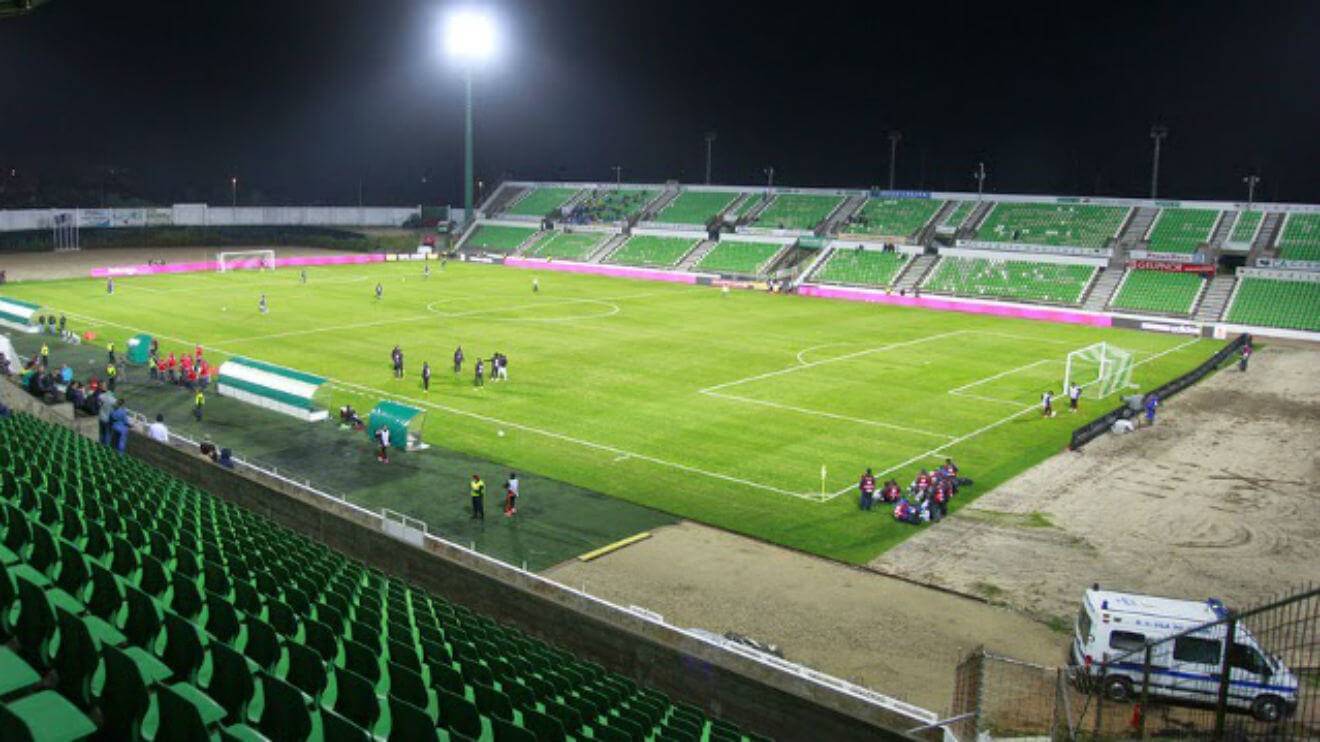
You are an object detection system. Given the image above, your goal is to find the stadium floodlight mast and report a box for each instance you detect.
[887,130,901,190]
[611,165,622,186]
[1243,174,1260,210]
[704,131,716,185]
[973,162,987,201]
[1149,124,1168,199]
[230,176,237,207]
[443,8,498,229]
[763,166,775,188]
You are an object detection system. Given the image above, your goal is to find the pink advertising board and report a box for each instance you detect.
[502,257,699,284]
[797,284,1112,327]
[90,252,385,278]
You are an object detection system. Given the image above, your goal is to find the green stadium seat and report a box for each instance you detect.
[1109,270,1203,314]
[156,682,227,742]
[331,665,380,733]
[607,236,699,267]
[283,640,328,701]
[387,661,437,721]
[520,706,567,742]
[1226,276,1320,331]
[14,575,60,669]
[387,695,441,741]
[52,608,103,708]
[746,194,842,231]
[1276,213,1320,262]
[99,643,158,740]
[924,256,1095,304]
[492,715,538,742]
[473,681,514,721]
[973,202,1127,248]
[813,248,908,287]
[696,241,783,275]
[524,231,603,261]
[1146,208,1219,254]
[841,198,943,238]
[437,686,484,738]
[504,187,579,218]
[0,647,41,700]
[320,706,373,742]
[654,191,737,225]
[0,689,97,742]
[464,225,540,253]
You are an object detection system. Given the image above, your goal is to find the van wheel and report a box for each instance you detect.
[1103,676,1133,703]
[1251,695,1284,722]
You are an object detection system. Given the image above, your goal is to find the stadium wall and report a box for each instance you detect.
[503,257,705,284]
[125,433,932,741]
[797,283,1112,327]
[0,205,423,232]
[88,252,385,277]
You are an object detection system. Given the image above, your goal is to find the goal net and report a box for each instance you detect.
[1063,342,1135,399]
[217,249,276,273]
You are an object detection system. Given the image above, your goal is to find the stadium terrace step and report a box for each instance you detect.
[640,186,681,221]
[893,253,939,292]
[678,239,719,270]
[1193,274,1238,322]
[479,183,528,218]
[1117,206,1159,247]
[1249,212,1285,262]
[1208,210,1235,246]
[586,233,629,263]
[957,200,995,239]
[1081,268,1124,311]
[818,194,867,236]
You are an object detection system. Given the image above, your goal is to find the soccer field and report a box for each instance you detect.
[3,261,1219,563]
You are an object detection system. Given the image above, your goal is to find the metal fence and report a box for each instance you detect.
[952,585,1320,740]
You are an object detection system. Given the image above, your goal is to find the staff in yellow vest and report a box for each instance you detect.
[106,362,118,392]
[107,341,116,364]
[40,343,50,368]
[194,390,205,422]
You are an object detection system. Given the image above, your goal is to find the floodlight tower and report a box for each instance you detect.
[1149,124,1168,199]
[445,9,497,228]
[704,131,716,185]
[764,166,775,188]
[611,165,622,186]
[230,176,237,207]
[887,130,901,190]
[973,162,986,201]
[1242,174,1260,210]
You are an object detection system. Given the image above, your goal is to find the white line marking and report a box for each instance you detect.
[50,308,819,501]
[947,359,1055,396]
[795,342,850,365]
[701,390,956,440]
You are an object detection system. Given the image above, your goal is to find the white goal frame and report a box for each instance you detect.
[217,249,276,273]
[1063,342,1135,399]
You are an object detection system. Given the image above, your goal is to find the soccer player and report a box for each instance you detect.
[300,269,307,284]
[474,358,484,387]
[375,283,383,301]
[107,277,115,295]
[423,263,431,280]
[421,361,431,392]
[532,278,539,293]
[453,346,464,374]
[469,474,485,520]
[1068,383,1082,413]
[1041,390,1055,418]
[258,294,268,314]
[1143,393,1159,426]
[504,472,519,517]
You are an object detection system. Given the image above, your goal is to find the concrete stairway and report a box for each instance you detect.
[893,253,939,292]
[587,233,628,263]
[638,187,679,223]
[818,194,866,236]
[678,239,719,271]
[1208,210,1235,246]
[510,229,549,257]
[1081,268,1125,311]
[1248,212,1285,262]
[1193,274,1238,322]
[1117,206,1159,247]
[957,201,995,239]
[480,184,526,217]
[794,246,836,286]
[919,201,958,246]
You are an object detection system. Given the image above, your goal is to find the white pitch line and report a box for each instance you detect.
[50,308,816,501]
[700,330,966,393]
[702,390,955,441]
[947,358,1055,396]
[823,334,1208,499]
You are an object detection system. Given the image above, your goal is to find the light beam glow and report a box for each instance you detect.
[444,8,497,62]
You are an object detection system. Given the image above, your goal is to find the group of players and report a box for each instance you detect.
[390,344,510,390]
[857,459,971,525]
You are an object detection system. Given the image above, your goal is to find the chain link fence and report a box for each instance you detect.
[951,585,1319,740]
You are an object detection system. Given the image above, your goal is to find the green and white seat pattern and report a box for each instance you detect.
[1227,210,1264,246]
[464,225,538,253]
[1145,208,1220,254]
[840,199,943,239]
[0,412,764,742]
[574,190,658,224]
[606,236,699,267]
[1109,270,1203,315]
[1276,213,1320,262]
[504,187,579,217]
[973,203,1128,248]
[694,241,783,275]
[924,257,1096,304]
[523,232,604,261]
[746,194,843,232]
[938,201,975,231]
[1225,277,1320,332]
[813,249,909,287]
[654,191,738,225]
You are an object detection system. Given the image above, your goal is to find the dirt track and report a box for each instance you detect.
[545,521,1062,713]
[874,343,1320,623]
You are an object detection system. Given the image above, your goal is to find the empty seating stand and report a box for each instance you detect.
[813,249,909,288]
[655,191,738,225]
[465,225,538,253]
[607,236,699,268]
[1109,270,1204,315]
[1225,276,1320,332]
[972,203,1127,249]
[0,413,764,742]
[1276,213,1320,262]
[504,188,579,218]
[924,256,1095,304]
[745,194,842,232]
[695,242,782,275]
[839,199,943,239]
[524,232,603,261]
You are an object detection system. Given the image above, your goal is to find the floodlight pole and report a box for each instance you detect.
[973,162,986,201]
[704,131,716,185]
[230,177,237,208]
[887,130,901,190]
[463,66,475,228]
[612,165,622,186]
[1242,174,1260,210]
[1149,124,1168,199]
[764,166,775,188]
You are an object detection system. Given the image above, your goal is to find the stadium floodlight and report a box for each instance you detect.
[887,130,901,190]
[443,8,499,230]
[230,176,237,208]
[1242,174,1260,209]
[1149,124,1168,199]
[973,162,987,201]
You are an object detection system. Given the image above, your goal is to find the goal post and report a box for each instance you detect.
[216,249,276,273]
[1063,342,1135,399]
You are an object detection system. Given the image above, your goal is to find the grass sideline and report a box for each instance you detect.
[3,260,1220,564]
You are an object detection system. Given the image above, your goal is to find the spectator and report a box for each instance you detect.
[147,414,169,443]
[110,400,130,454]
[218,448,234,469]
[0,352,11,376]
[858,468,876,511]
[199,440,220,462]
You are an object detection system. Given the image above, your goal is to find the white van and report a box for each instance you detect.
[1071,586,1298,722]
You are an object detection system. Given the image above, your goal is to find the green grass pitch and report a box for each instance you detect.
[4,261,1220,564]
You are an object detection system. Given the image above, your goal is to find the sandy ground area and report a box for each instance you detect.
[545,521,1062,713]
[874,343,1320,623]
[0,246,352,281]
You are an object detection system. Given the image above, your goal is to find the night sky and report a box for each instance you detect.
[1,0,1317,207]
